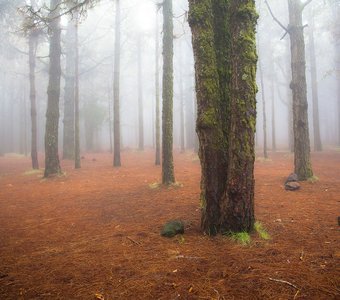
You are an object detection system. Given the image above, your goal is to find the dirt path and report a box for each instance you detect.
[0,150,339,299]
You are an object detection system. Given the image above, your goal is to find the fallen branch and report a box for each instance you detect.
[269,277,298,289]
[126,236,141,246]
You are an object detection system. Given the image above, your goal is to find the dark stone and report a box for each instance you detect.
[161,220,184,238]
[338,216,340,226]
[285,173,298,184]
[285,181,301,191]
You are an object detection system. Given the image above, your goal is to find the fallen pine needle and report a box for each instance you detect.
[269,277,298,289]
[294,290,300,299]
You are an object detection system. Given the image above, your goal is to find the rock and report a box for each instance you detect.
[338,216,340,226]
[285,173,298,184]
[161,220,184,238]
[285,181,300,191]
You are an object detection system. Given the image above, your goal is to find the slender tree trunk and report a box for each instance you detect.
[271,78,276,152]
[179,44,185,153]
[63,16,76,160]
[259,59,268,158]
[137,34,144,151]
[74,13,81,169]
[108,84,113,153]
[308,9,322,151]
[162,0,175,185]
[113,0,121,167]
[29,31,39,168]
[288,0,313,180]
[189,0,257,234]
[44,0,62,177]
[155,6,161,165]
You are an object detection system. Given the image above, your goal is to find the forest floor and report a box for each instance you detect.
[0,150,339,300]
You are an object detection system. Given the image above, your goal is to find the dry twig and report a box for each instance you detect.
[269,277,298,289]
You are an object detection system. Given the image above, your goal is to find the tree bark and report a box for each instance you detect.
[288,0,313,180]
[44,0,62,177]
[308,9,322,151]
[28,29,39,168]
[155,6,161,165]
[113,0,121,167]
[162,0,175,185]
[189,0,257,234]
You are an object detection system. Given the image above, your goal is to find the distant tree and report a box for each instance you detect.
[44,0,62,177]
[188,0,257,234]
[162,0,175,185]
[63,10,76,160]
[258,57,268,158]
[137,34,144,151]
[155,5,161,165]
[113,0,121,166]
[308,8,322,151]
[178,42,185,153]
[271,78,277,152]
[28,0,40,169]
[266,0,313,180]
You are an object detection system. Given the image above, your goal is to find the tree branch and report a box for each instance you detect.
[264,0,289,38]
[301,0,313,10]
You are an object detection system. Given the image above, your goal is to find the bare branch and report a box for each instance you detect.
[301,0,313,10]
[264,0,289,37]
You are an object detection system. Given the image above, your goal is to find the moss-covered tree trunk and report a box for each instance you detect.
[189,0,257,234]
[162,0,175,185]
[28,30,39,169]
[288,0,313,180]
[308,9,322,151]
[155,6,161,165]
[63,15,76,160]
[44,0,62,177]
[113,0,121,167]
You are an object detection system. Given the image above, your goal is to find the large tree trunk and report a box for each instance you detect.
[308,9,322,151]
[155,6,161,165]
[162,0,175,185]
[113,0,121,167]
[288,0,313,180]
[44,0,62,177]
[63,16,76,160]
[189,0,257,234]
[28,30,39,168]
[137,34,144,151]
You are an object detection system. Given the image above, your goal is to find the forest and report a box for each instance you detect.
[0,0,339,299]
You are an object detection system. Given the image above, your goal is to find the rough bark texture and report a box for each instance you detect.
[28,29,39,169]
[113,0,121,167]
[308,10,322,151]
[162,0,175,185]
[137,35,144,151]
[155,7,161,165]
[189,0,257,234]
[44,0,62,177]
[288,0,313,180]
[63,17,76,160]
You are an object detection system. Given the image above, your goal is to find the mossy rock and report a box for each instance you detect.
[161,220,184,238]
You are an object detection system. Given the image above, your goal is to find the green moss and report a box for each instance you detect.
[254,221,270,240]
[225,231,251,245]
[307,175,319,183]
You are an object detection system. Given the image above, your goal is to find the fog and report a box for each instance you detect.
[0,0,339,157]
